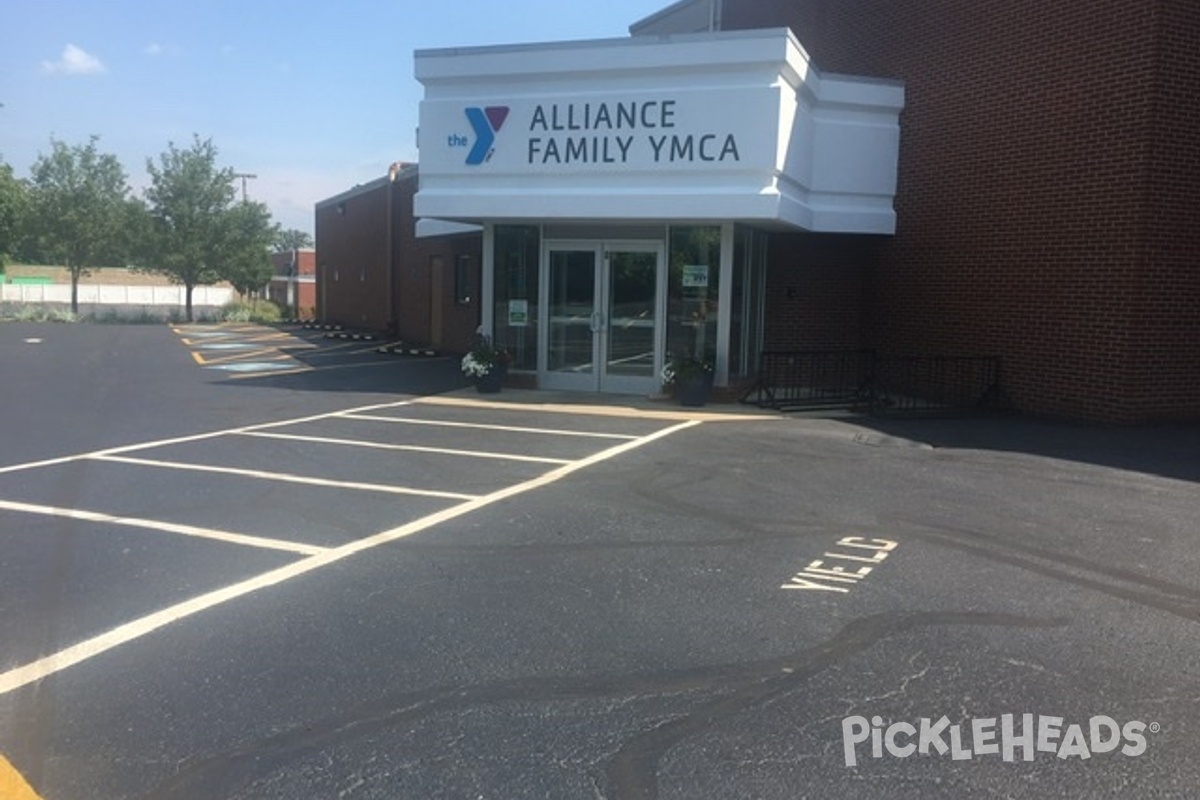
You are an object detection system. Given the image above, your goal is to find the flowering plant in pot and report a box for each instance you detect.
[661,350,714,406]
[461,335,510,393]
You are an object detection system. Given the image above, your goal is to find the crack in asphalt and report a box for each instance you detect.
[905,522,1200,623]
[136,611,1063,800]
[600,611,1061,799]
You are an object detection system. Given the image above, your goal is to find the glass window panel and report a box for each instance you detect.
[606,250,658,378]
[667,226,721,364]
[548,250,596,374]
[493,225,540,370]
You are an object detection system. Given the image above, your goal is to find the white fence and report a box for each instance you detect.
[1,284,235,307]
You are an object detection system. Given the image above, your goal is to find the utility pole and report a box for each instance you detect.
[233,172,257,202]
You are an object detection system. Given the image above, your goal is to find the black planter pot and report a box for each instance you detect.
[475,364,507,394]
[676,373,712,407]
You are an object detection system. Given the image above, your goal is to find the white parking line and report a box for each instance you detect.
[90,455,479,501]
[0,499,325,556]
[341,413,639,440]
[0,399,419,477]
[0,419,702,695]
[235,430,573,465]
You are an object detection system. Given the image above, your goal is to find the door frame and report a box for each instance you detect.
[538,239,666,394]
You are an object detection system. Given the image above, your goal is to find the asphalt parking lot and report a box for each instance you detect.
[2,322,1199,799]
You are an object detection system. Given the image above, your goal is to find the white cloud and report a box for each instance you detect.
[144,43,181,57]
[42,43,106,75]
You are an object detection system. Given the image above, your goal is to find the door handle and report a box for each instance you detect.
[591,311,604,333]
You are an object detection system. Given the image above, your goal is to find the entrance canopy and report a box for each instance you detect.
[414,28,904,234]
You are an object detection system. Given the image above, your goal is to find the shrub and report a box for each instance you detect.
[1,305,79,323]
[220,299,283,323]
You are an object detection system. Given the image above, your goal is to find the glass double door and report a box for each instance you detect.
[540,241,665,394]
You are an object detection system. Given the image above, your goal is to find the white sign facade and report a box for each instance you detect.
[415,29,904,234]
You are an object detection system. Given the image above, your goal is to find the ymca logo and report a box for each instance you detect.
[457,106,509,165]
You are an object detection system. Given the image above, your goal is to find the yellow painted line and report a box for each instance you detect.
[190,348,289,367]
[303,340,368,354]
[342,413,639,440]
[0,755,43,800]
[172,326,220,335]
[0,499,327,556]
[181,332,299,346]
[91,454,479,501]
[0,420,700,696]
[414,393,778,422]
[236,430,573,465]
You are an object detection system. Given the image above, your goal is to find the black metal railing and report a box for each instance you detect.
[870,355,1001,416]
[742,349,876,411]
[743,350,1002,417]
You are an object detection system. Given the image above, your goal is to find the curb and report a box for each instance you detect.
[324,331,378,341]
[377,343,440,357]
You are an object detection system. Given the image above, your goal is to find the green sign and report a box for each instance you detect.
[508,299,529,326]
[682,265,709,289]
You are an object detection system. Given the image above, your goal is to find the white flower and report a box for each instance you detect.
[461,353,491,378]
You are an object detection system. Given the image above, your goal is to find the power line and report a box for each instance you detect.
[232,172,257,202]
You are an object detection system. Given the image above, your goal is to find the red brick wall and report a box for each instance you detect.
[315,173,482,350]
[391,175,483,352]
[1136,1,1200,420]
[295,250,316,314]
[295,250,316,278]
[763,233,875,351]
[267,250,316,315]
[725,0,1198,421]
[314,181,391,329]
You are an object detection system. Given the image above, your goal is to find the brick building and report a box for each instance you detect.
[267,248,316,317]
[315,163,482,353]
[714,0,1200,422]
[325,0,1197,421]
[414,17,903,397]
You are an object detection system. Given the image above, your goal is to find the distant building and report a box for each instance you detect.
[267,248,316,317]
[314,164,482,353]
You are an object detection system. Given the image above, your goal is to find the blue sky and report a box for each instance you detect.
[1,0,674,235]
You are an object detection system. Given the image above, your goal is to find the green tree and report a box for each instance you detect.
[273,227,313,251]
[121,196,153,268]
[143,136,274,321]
[219,201,276,298]
[26,137,131,311]
[0,156,28,270]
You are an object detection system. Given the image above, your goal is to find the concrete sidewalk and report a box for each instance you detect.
[439,386,781,422]
[464,385,1200,483]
